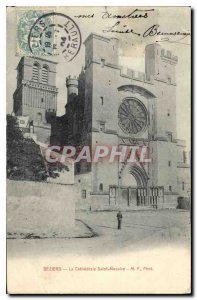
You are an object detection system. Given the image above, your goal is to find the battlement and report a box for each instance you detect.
[66,76,78,87]
[120,67,148,82]
[118,64,154,84]
[160,49,178,62]
[87,58,154,84]
[66,75,78,80]
[66,75,78,97]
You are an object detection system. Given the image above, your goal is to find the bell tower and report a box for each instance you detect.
[13,56,58,142]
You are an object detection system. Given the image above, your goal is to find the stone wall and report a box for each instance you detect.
[7,180,75,237]
[91,193,110,211]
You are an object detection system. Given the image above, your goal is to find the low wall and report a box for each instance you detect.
[91,194,110,211]
[163,194,178,209]
[7,180,75,237]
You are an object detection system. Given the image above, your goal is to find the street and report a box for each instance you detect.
[7,209,191,257]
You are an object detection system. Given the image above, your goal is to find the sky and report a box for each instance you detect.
[6,6,191,149]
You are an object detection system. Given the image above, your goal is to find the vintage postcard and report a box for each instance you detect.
[6,6,191,294]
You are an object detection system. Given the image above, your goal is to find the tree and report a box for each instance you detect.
[7,114,48,181]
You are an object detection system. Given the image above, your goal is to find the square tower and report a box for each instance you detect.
[145,44,179,203]
[13,57,58,143]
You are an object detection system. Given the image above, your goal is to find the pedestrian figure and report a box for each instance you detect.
[117,211,123,230]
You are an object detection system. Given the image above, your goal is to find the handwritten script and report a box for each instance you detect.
[74,8,191,44]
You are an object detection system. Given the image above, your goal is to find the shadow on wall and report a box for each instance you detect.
[177,197,190,210]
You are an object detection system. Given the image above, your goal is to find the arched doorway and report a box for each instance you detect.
[120,163,148,206]
[128,165,148,187]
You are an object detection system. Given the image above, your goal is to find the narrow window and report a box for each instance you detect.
[37,112,42,123]
[42,65,49,84]
[183,151,187,163]
[99,123,105,132]
[168,161,171,167]
[167,132,172,141]
[81,190,86,199]
[76,164,81,173]
[100,96,104,105]
[169,186,172,192]
[32,63,39,82]
[101,59,105,67]
[182,182,185,191]
[99,183,103,192]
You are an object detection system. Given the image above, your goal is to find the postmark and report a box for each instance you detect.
[28,13,81,62]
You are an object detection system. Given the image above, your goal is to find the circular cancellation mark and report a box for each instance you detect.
[28,12,81,62]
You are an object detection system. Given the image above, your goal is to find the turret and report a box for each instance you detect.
[145,44,178,84]
[66,75,78,102]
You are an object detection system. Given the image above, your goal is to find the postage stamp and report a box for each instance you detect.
[16,10,54,56]
[28,12,81,61]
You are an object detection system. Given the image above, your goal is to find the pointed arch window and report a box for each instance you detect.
[32,63,40,82]
[42,65,49,84]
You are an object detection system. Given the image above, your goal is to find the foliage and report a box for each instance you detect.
[7,114,47,181]
[7,114,69,181]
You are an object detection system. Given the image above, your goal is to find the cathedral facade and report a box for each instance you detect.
[56,33,190,210]
[13,33,190,210]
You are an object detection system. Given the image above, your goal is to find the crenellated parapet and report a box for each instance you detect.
[85,57,154,84]
[160,48,178,63]
[66,75,79,99]
[120,67,153,83]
